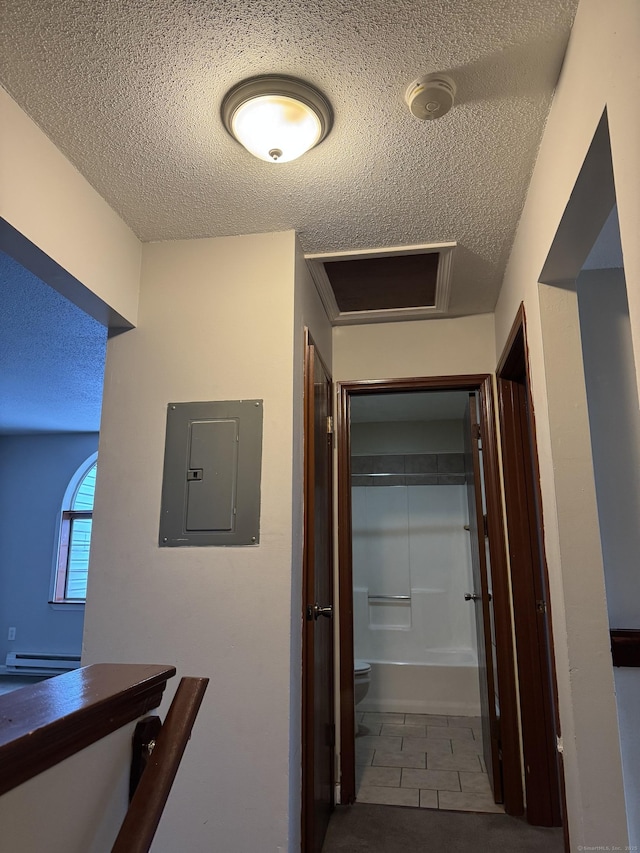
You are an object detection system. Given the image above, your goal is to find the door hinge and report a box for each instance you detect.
[483,514,489,538]
[327,416,334,435]
[536,600,547,614]
[472,423,481,441]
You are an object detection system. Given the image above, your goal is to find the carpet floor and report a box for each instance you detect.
[321,803,565,852]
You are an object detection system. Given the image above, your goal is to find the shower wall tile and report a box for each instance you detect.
[351,475,372,487]
[374,454,405,474]
[352,455,376,474]
[372,475,405,486]
[351,453,467,484]
[437,453,465,474]
[437,474,466,485]
[405,454,437,474]
[407,474,438,485]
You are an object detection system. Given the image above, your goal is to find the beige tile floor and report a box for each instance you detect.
[355,712,505,814]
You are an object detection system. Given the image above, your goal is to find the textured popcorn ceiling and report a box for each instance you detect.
[0,0,578,316]
[0,252,107,434]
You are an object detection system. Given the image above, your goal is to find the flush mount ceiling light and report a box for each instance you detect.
[221,75,333,163]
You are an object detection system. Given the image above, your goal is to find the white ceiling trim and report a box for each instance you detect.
[305,241,456,326]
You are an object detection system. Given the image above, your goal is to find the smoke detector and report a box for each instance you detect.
[405,74,456,121]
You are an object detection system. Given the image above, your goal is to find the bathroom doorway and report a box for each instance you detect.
[336,375,523,815]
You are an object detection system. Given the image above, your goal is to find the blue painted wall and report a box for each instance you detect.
[0,433,99,667]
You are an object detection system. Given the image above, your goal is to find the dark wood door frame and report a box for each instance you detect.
[497,305,566,832]
[464,394,502,802]
[336,374,523,815]
[302,331,335,852]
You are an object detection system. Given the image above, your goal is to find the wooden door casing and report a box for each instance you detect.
[336,375,523,815]
[302,334,335,852]
[497,306,564,829]
[464,394,503,801]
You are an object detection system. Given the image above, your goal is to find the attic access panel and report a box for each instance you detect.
[328,253,438,312]
[305,242,456,326]
[159,400,262,547]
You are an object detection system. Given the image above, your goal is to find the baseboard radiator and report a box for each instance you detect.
[4,652,81,675]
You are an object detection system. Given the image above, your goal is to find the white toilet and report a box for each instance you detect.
[354,659,371,719]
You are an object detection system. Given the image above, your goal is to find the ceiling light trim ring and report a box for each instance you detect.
[221,75,333,162]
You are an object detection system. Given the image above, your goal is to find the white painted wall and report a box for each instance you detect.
[0,87,141,327]
[0,722,136,853]
[538,280,626,841]
[83,230,324,853]
[493,1,640,843]
[613,669,640,850]
[577,267,640,846]
[291,240,333,846]
[296,244,333,373]
[577,268,640,629]
[0,433,98,666]
[333,314,496,381]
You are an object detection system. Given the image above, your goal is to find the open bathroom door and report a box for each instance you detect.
[464,394,503,803]
[302,332,335,853]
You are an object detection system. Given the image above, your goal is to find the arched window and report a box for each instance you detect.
[52,456,97,603]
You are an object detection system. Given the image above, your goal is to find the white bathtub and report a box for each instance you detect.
[353,587,481,715]
[357,658,481,716]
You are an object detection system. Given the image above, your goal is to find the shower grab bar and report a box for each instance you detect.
[367,594,411,601]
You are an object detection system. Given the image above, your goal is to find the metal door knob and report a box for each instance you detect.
[464,593,481,602]
[313,604,333,620]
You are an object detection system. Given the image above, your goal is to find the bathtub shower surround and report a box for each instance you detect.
[352,451,480,716]
[351,452,466,487]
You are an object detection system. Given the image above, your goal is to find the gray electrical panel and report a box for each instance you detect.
[159,400,263,546]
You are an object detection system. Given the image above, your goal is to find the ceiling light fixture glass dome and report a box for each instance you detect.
[221,75,333,163]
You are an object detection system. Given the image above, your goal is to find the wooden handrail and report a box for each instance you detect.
[611,629,640,667]
[0,663,175,797]
[111,676,209,853]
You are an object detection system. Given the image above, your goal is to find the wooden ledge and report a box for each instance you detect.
[0,663,176,796]
[611,629,640,668]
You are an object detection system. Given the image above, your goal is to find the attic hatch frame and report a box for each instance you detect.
[305,242,456,326]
